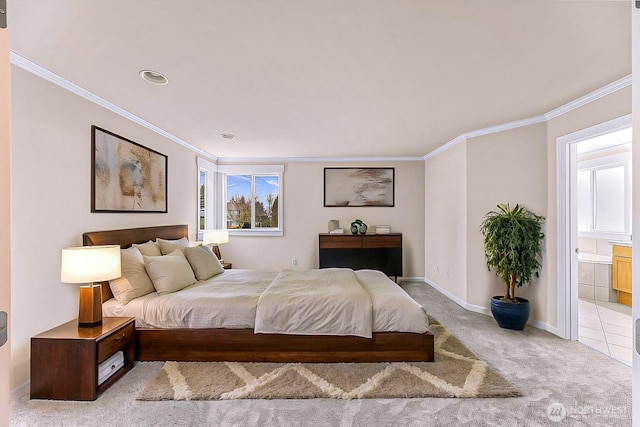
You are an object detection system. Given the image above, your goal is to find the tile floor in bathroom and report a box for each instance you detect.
[578,298,632,366]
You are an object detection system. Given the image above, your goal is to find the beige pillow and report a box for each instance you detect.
[133,240,162,257]
[157,237,190,255]
[144,250,196,294]
[108,247,155,304]
[184,245,225,281]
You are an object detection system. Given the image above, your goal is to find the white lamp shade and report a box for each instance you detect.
[203,229,229,245]
[61,245,121,283]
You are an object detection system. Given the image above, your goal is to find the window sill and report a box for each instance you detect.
[228,229,284,237]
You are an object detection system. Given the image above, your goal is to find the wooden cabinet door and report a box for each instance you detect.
[613,256,633,293]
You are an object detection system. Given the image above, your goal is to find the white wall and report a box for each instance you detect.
[1,27,12,421]
[424,141,467,301]
[424,87,630,330]
[545,86,631,328]
[466,123,548,322]
[223,161,426,278]
[10,67,199,389]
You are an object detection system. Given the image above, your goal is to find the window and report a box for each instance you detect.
[220,165,284,235]
[576,147,631,239]
[197,157,217,240]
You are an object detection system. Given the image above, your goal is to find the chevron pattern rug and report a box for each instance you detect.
[137,319,520,400]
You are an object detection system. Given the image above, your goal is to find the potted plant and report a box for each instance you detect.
[480,203,545,330]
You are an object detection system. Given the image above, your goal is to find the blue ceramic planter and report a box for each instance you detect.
[490,296,530,330]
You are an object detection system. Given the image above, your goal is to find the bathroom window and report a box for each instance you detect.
[577,149,631,239]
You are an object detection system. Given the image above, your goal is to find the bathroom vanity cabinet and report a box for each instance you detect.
[612,244,632,306]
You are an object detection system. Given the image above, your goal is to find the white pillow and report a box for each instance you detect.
[144,250,196,294]
[184,245,225,281]
[132,240,162,257]
[108,247,155,305]
[157,237,190,255]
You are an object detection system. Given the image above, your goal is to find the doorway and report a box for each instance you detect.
[557,114,632,366]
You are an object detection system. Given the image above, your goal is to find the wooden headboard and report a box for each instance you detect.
[82,224,189,302]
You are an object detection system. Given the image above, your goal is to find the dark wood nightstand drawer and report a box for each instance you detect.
[97,322,134,363]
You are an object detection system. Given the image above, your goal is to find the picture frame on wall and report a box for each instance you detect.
[91,125,168,213]
[324,167,395,207]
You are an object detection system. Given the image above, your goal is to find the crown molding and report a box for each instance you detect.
[9,51,217,162]
[424,74,631,161]
[544,74,631,121]
[11,50,630,164]
[423,115,546,160]
[217,156,424,164]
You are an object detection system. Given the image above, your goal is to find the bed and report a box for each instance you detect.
[83,224,435,362]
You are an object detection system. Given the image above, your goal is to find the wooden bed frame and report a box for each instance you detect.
[83,224,435,363]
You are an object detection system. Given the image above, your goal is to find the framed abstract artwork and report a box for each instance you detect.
[324,167,395,207]
[91,126,168,213]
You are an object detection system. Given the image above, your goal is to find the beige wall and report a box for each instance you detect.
[223,161,426,278]
[424,87,630,330]
[10,67,199,389]
[10,68,426,391]
[545,86,631,328]
[1,28,11,422]
[466,123,548,322]
[424,141,467,301]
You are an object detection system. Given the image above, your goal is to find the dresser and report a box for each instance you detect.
[318,233,402,279]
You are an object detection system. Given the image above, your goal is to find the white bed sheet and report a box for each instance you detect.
[103,268,430,335]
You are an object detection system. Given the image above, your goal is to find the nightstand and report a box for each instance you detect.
[30,317,135,401]
[222,262,232,269]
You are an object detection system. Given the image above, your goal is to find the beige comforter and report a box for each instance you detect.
[254,268,374,338]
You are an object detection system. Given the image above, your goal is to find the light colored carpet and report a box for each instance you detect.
[10,282,632,426]
[137,319,520,400]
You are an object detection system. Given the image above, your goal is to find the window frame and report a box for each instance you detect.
[219,164,284,236]
[576,150,631,241]
[196,157,218,241]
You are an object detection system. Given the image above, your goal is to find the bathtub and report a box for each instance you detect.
[578,252,614,302]
[578,252,612,265]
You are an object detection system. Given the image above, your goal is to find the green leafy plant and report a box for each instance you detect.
[480,203,545,302]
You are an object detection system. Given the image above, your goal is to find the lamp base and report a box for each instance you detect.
[78,284,103,328]
[212,244,222,260]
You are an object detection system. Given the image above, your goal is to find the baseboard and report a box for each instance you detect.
[423,278,562,337]
[397,277,425,283]
[11,380,29,401]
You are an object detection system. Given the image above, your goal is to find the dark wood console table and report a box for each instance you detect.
[319,233,402,279]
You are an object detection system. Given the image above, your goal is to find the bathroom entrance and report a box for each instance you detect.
[567,118,633,366]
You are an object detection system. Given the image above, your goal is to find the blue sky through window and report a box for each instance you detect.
[227,175,278,200]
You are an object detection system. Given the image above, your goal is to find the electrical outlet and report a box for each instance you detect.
[436,267,439,275]
[291,258,297,266]
[446,270,450,279]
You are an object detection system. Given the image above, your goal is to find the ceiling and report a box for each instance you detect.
[9,0,631,160]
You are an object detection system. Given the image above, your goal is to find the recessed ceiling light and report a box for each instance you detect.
[221,133,235,139]
[139,70,168,85]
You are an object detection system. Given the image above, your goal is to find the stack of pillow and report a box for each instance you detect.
[108,237,225,305]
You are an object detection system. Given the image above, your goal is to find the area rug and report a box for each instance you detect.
[137,318,520,400]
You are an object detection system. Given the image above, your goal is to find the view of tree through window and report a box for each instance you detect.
[226,174,279,229]
[199,170,206,232]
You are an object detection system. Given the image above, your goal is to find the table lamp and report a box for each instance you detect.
[202,229,229,260]
[61,245,121,327]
